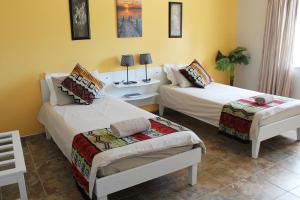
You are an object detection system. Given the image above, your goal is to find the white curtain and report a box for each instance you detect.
[258,0,299,96]
[293,4,300,68]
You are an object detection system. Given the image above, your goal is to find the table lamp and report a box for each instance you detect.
[140,53,152,83]
[121,54,136,85]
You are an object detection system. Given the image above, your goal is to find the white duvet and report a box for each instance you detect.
[160,83,300,140]
[38,95,203,197]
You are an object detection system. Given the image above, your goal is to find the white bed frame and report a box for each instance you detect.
[39,69,201,200]
[159,100,300,159]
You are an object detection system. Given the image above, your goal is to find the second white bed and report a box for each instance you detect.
[159,83,300,158]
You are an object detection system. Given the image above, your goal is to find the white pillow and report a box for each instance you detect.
[163,64,187,85]
[45,73,69,106]
[45,70,100,105]
[171,67,192,88]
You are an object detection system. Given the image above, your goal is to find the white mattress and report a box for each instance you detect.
[38,95,156,161]
[160,83,300,138]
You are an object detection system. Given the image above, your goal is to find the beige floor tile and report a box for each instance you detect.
[275,192,300,200]
[200,185,250,200]
[222,154,274,179]
[259,165,300,191]
[291,186,300,198]
[230,175,285,200]
[278,155,300,175]
[260,146,294,163]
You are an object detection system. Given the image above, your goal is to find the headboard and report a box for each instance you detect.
[40,80,51,103]
[40,66,168,103]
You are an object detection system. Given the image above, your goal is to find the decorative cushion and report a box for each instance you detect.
[163,64,187,85]
[171,67,192,88]
[179,60,213,88]
[51,77,74,106]
[59,64,105,105]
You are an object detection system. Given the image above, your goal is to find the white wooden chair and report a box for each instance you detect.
[0,130,28,200]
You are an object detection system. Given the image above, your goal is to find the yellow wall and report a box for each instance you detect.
[0,0,236,136]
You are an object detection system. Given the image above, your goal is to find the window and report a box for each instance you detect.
[293,4,300,68]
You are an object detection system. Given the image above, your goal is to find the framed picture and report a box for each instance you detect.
[69,0,91,40]
[116,0,142,38]
[169,2,182,38]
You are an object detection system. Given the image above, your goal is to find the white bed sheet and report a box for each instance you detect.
[160,83,300,138]
[38,95,156,161]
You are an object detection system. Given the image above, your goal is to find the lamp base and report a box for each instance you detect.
[142,78,151,83]
[123,81,137,85]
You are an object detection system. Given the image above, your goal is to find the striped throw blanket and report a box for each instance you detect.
[71,117,190,197]
[219,96,290,141]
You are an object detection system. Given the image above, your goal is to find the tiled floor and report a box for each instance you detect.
[3,109,300,200]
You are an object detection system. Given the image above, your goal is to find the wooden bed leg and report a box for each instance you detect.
[45,129,51,140]
[97,196,107,200]
[159,104,165,116]
[188,164,198,186]
[297,128,300,141]
[251,140,260,159]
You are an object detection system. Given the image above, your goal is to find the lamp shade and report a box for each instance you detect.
[139,53,152,65]
[121,55,134,67]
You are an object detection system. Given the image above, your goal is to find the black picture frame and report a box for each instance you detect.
[69,0,91,40]
[169,2,182,38]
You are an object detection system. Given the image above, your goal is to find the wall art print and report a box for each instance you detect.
[117,0,142,38]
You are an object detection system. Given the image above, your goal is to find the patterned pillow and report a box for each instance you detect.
[59,64,104,105]
[52,77,74,106]
[179,60,213,88]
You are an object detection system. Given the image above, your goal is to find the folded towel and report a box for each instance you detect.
[110,117,151,138]
[255,94,274,105]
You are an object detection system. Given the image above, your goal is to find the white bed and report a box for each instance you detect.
[38,80,203,200]
[159,83,300,158]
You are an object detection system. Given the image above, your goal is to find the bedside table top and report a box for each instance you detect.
[112,79,160,88]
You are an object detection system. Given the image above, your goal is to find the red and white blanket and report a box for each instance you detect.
[71,117,204,198]
[219,96,293,141]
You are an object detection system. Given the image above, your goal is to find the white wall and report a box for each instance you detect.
[235,0,268,91]
[291,68,300,99]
